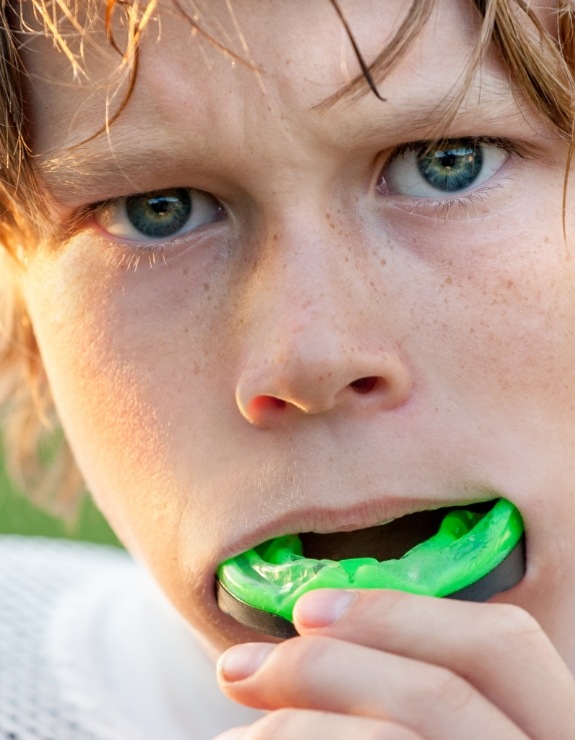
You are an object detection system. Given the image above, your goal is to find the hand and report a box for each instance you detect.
[215,589,575,739]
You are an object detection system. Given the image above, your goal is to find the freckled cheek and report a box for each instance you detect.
[426,263,575,414]
[25,264,235,556]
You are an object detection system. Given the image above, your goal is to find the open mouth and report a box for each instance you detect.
[216,498,525,638]
[299,502,493,562]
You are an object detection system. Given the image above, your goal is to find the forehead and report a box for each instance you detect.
[20,2,488,133]
[19,0,522,207]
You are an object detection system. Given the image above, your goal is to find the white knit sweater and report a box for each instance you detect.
[0,536,261,739]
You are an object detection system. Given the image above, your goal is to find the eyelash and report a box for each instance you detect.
[75,192,224,270]
[77,211,172,271]
[378,136,523,215]
[387,136,520,165]
[104,241,170,271]
[71,135,524,271]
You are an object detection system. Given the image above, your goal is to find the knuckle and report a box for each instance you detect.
[274,633,334,672]
[492,603,541,640]
[414,665,475,714]
[266,634,336,694]
[356,588,414,641]
[366,587,412,618]
[434,669,474,711]
[483,603,544,655]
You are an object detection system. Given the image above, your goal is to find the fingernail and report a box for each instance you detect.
[217,643,274,682]
[294,589,357,628]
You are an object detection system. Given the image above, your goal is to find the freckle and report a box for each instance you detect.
[380,259,387,267]
[325,212,331,220]
[182,266,189,276]
[506,280,514,288]
[273,233,278,241]
[203,283,209,292]
[445,276,453,285]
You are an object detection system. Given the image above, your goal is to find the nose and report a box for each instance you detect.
[236,347,413,425]
[234,227,413,427]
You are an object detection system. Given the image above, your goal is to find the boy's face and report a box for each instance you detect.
[19,0,575,661]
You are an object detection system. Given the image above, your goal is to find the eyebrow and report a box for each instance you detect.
[38,76,525,206]
[40,143,184,204]
[315,66,518,124]
[320,78,521,145]
[37,117,219,205]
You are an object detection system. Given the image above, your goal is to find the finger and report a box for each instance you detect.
[214,709,423,740]
[217,637,526,740]
[292,589,575,739]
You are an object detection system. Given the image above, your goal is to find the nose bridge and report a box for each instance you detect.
[248,206,378,362]
[235,214,413,424]
[262,225,353,350]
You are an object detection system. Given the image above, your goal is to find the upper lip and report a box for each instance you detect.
[217,493,499,564]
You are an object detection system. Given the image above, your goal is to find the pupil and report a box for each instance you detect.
[126,188,192,237]
[417,139,483,193]
[151,199,171,215]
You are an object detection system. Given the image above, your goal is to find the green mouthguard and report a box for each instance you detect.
[217,499,524,627]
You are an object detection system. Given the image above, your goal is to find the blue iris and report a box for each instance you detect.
[417,139,483,193]
[126,189,192,237]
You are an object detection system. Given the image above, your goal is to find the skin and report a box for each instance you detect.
[16,0,575,735]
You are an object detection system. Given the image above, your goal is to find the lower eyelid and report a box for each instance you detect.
[382,176,515,221]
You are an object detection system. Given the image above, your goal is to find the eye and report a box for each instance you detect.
[381,138,509,198]
[95,188,224,240]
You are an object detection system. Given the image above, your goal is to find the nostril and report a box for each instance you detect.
[250,395,288,413]
[349,376,380,394]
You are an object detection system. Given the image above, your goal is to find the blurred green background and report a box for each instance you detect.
[0,451,121,546]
